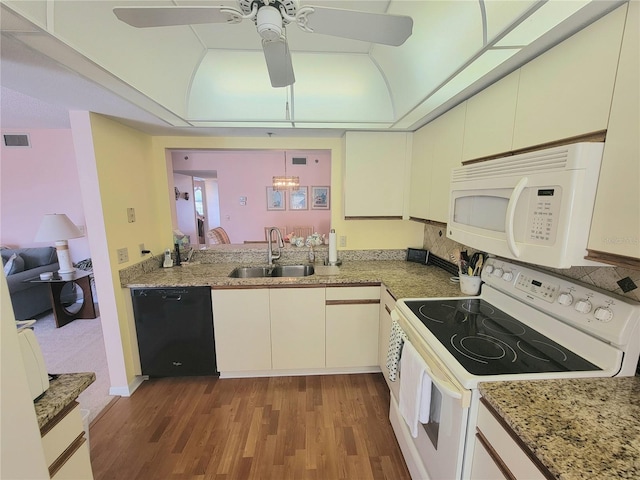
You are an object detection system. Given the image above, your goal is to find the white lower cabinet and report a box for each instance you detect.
[212,289,272,372]
[270,287,326,369]
[325,286,380,368]
[470,400,547,480]
[41,402,94,480]
[213,285,383,374]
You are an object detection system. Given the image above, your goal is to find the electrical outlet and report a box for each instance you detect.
[339,235,347,247]
[127,208,136,223]
[117,248,129,264]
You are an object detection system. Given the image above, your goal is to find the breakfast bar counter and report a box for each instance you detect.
[479,376,640,480]
[34,372,95,429]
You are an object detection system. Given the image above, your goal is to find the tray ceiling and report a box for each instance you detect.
[0,0,624,136]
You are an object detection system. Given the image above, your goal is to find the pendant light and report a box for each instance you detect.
[272,150,299,190]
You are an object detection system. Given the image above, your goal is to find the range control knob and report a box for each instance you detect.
[493,268,504,278]
[574,299,593,314]
[594,307,614,322]
[502,271,514,282]
[557,292,574,306]
[484,265,494,274]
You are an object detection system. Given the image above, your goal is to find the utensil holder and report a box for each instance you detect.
[459,275,482,295]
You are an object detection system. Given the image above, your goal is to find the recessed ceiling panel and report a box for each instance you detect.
[292,53,393,123]
[189,50,290,121]
[374,0,484,121]
[52,0,203,118]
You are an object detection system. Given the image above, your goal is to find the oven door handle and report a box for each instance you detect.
[424,363,463,401]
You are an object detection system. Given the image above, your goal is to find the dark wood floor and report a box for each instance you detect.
[89,373,410,480]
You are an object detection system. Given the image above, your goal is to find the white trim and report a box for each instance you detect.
[219,366,380,379]
[109,375,147,397]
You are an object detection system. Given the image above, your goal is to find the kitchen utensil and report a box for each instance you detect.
[473,255,484,276]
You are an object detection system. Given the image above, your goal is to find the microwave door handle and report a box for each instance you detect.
[505,177,528,258]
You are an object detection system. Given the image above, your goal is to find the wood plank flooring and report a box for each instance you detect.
[89,373,410,480]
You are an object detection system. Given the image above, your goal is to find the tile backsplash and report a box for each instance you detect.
[422,224,640,303]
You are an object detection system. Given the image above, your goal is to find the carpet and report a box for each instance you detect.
[32,307,114,425]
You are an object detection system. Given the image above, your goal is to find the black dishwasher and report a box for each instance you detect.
[131,287,218,377]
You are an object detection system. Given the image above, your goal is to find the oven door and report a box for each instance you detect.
[390,310,471,480]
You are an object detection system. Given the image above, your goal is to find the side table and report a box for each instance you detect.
[28,270,96,328]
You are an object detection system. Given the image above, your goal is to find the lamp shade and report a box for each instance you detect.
[34,214,83,242]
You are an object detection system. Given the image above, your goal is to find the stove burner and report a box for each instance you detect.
[418,303,454,323]
[518,340,568,363]
[451,333,517,364]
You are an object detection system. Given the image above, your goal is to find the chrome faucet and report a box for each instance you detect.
[267,227,284,265]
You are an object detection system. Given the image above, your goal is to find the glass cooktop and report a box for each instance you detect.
[403,298,600,376]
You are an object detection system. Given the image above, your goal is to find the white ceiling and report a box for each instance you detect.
[0,0,625,137]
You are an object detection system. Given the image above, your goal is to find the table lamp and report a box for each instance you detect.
[34,214,83,274]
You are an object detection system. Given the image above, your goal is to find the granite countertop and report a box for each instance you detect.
[34,372,95,429]
[124,259,465,300]
[479,376,640,480]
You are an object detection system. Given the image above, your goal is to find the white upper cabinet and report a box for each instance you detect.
[409,103,465,223]
[344,131,411,218]
[588,2,640,260]
[428,103,466,223]
[512,6,626,149]
[463,70,519,161]
[409,122,434,220]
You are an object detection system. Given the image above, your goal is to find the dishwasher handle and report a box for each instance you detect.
[162,294,183,301]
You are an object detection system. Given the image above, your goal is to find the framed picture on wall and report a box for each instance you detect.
[311,186,330,210]
[266,187,286,211]
[289,187,308,210]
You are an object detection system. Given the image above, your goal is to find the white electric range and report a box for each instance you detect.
[390,257,640,480]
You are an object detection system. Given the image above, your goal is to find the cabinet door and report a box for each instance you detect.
[344,131,410,217]
[463,70,519,161]
[326,286,380,368]
[428,103,466,223]
[588,1,640,260]
[512,6,625,149]
[378,286,395,388]
[270,288,325,369]
[212,289,271,372]
[409,123,434,220]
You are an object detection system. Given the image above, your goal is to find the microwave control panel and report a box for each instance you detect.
[527,186,562,245]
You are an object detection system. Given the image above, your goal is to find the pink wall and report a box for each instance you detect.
[0,129,91,262]
[172,150,331,243]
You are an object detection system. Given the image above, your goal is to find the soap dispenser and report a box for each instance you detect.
[163,249,173,268]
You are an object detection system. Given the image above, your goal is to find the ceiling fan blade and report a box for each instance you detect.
[113,6,240,28]
[262,39,295,88]
[299,6,413,46]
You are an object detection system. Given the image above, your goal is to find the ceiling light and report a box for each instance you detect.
[272,151,299,190]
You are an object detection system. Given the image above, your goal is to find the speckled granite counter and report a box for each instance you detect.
[34,372,95,429]
[124,259,465,300]
[480,377,640,480]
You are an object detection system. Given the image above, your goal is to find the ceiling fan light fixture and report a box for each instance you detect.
[257,6,283,41]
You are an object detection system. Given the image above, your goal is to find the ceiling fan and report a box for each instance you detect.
[113,0,413,88]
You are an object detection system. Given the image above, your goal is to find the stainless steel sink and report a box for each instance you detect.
[228,266,272,278]
[271,264,315,277]
[228,264,314,278]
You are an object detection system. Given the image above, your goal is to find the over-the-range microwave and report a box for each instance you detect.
[447,142,606,268]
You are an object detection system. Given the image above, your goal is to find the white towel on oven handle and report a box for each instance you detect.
[399,339,432,438]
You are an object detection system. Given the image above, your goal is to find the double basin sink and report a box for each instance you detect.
[229,264,314,278]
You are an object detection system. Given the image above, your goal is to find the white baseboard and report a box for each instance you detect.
[219,366,381,379]
[109,375,147,397]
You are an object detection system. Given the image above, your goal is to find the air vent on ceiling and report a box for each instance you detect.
[3,134,30,148]
[292,157,307,165]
